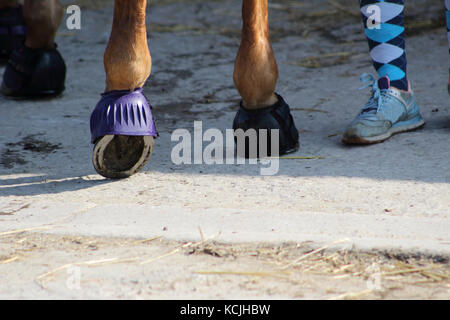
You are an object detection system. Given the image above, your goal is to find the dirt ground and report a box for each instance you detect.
[0,231,449,299]
[0,0,449,299]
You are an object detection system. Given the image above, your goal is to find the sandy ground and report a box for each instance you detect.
[0,0,449,299]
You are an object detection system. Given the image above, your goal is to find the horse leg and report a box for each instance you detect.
[233,0,278,109]
[90,0,157,179]
[22,0,63,49]
[104,0,151,92]
[233,0,299,156]
[0,0,22,59]
[1,0,66,96]
[0,0,19,8]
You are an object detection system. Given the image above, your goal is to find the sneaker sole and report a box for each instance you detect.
[342,116,425,145]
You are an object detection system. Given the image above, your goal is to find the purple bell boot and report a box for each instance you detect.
[90,88,158,179]
[0,6,26,61]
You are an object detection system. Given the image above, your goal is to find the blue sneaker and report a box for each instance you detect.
[342,74,425,144]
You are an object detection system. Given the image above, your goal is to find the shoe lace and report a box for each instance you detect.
[359,73,393,114]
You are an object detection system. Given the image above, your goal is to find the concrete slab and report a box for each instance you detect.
[0,0,449,256]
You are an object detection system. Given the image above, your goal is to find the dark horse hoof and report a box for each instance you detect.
[1,44,66,97]
[90,88,158,179]
[0,6,26,62]
[233,93,300,158]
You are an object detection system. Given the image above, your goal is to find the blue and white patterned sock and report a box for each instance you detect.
[360,0,408,91]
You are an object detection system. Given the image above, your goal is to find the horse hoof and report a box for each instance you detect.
[1,44,66,97]
[90,88,158,179]
[93,135,154,179]
[233,93,300,158]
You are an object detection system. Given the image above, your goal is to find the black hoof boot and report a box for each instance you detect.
[233,93,300,158]
[0,6,26,62]
[1,44,66,97]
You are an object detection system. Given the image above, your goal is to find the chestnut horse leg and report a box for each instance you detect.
[104,0,151,92]
[22,0,63,49]
[232,0,299,156]
[233,0,278,109]
[0,0,19,9]
[91,0,156,179]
